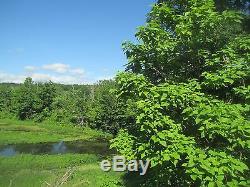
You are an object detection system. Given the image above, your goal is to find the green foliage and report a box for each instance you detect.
[0,1,249,186]
[158,0,250,14]
[112,0,250,186]
[35,81,56,120]
[110,129,136,160]
[0,85,14,119]
[123,0,244,84]
[3,78,57,121]
[14,78,40,120]
[91,80,119,132]
[0,78,125,135]
[50,89,86,124]
[86,79,136,134]
[202,36,250,98]
[112,73,250,186]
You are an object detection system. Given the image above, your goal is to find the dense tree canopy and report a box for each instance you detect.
[124,0,247,85]
[157,0,250,12]
[111,0,250,186]
[0,78,123,134]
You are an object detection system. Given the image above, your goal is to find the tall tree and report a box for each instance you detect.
[15,78,39,120]
[112,0,250,186]
[124,0,246,84]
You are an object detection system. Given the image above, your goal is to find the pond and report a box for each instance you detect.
[0,139,114,157]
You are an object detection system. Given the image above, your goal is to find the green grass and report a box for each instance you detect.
[0,154,124,187]
[0,118,127,187]
[0,118,111,145]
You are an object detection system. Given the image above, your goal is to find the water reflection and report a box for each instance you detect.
[0,147,16,156]
[51,141,67,154]
[0,139,113,157]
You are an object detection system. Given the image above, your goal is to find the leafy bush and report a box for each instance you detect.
[112,73,250,186]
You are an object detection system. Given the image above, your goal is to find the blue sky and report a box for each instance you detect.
[0,0,155,84]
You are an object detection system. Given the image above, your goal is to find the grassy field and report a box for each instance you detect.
[0,118,111,145]
[0,154,124,187]
[0,119,125,187]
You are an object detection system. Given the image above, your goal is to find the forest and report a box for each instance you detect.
[0,0,250,186]
[0,79,122,134]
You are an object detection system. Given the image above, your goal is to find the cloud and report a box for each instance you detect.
[0,72,26,83]
[42,63,70,73]
[30,73,51,82]
[30,73,85,84]
[0,72,88,84]
[0,63,114,84]
[25,63,85,75]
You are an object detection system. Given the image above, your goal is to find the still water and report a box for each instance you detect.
[0,139,113,157]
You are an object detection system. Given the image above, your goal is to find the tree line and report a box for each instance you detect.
[0,78,133,135]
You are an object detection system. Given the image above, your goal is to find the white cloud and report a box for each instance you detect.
[0,72,87,84]
[25,63,85,75]
[30,73,52,82]
[42,63,70,73]
[0,72,26,83]
[30,73,85,84]
[0,63,113,84]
